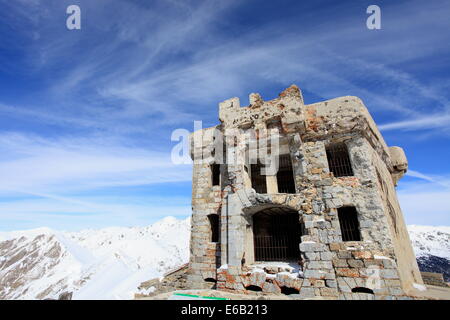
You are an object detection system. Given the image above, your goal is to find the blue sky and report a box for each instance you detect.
[0,0,449,231]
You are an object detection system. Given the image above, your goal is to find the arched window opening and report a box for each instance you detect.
[280,286,299,295]
[253,207,302,262]
[337,206,361,241]
[208,214,220,243]
[204,278,217,283]
[245,285,262,292]
[352,287,374,294]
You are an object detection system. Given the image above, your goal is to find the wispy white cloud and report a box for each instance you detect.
[398,169,450,226]
[4,0,450,132]
[379,114,450,132]
[0,131,192,230]
[0,132,191,193]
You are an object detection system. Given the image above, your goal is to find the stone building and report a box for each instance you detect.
[187,85,423,299]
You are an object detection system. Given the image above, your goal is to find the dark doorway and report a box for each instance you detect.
[253,207,302,261]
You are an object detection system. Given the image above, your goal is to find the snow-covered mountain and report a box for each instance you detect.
[0,220,448,300]
[407,225,450,282]
[0,217,190,300]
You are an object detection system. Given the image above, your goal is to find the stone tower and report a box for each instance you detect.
[187,85,423,299]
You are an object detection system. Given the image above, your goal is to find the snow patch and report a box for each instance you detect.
[374,255,393,261]
[413,283,427,291]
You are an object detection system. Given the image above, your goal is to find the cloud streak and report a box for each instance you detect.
[397,169,450,226]
[379,114,450,132]
[3,0,450,132]
[0,131,192,230]
[0,132,191,194]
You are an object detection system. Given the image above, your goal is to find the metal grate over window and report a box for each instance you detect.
[251,161,267,193]
[326,143,354,177]
[211,164,220,186]
[276,154,296,194]
[207,214,220,243]
[253,207,302,261]
[337,207,361,241]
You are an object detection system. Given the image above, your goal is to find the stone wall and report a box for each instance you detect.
[420,272,448,288]
[187,85,422,299]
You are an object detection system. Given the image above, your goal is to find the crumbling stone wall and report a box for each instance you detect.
[136,264,215,299]
[420,272,448,288]
[187,85,422,300]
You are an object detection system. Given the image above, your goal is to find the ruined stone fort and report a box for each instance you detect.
[187,85,423,299]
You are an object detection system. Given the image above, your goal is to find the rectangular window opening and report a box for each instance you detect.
[208,214,220,243]
[326,143,354,177]
[276,154,296,194]
[337,207,361,241]
[211,164,220,186]
[251,161,267,193]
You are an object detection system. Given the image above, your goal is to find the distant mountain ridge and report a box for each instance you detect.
[0,220,448,299]
[407,225,450,282]
[0,217,190,299]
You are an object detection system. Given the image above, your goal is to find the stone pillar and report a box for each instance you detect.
[266,175,278,193]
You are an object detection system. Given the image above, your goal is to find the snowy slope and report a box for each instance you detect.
[0,216,190,300]
[407,225,450,282]
[0,221,448,300]
[407,225,450,260]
